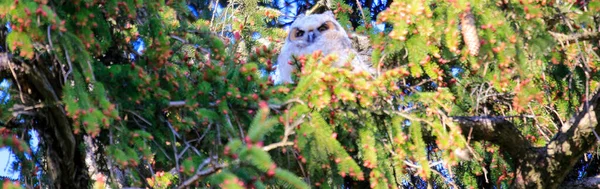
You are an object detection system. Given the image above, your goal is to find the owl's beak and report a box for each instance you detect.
[307,31,316,43]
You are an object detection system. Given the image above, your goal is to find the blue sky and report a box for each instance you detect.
[0,130,40,179]
[0,79,40,179]
[0,79,15,179]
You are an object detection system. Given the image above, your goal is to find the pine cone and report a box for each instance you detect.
[461,11,480,56]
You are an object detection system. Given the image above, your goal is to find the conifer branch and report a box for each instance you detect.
[177,156,225,189]
[263,115,304,152]
[549,31,600,44]
[450,115,532,160]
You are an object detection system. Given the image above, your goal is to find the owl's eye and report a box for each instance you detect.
[318,24,328,32]
[296,30,305,37]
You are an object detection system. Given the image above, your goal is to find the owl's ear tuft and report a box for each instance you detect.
[323,10,334,17]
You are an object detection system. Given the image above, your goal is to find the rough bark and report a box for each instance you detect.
[1,53,91,188]
[452,91,600,189]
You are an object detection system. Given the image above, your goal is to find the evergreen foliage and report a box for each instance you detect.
[0,0,600,188]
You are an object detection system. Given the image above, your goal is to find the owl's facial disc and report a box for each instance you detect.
[289,21,337,45]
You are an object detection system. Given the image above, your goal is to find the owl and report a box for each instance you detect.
[273,11,374,84]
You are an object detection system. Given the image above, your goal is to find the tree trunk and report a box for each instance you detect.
[11,56,92,188]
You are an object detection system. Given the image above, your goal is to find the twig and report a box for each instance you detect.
[431,168,459,188]
[263,141,294,152]
[189,123,212,145]
[528,105,550,141]
[170,35,187,43]
[124,109,152,126]
[165,120,183,184]
[263,115,304,151]
[168,98,304,110]
[152,140,173,161]
[47,25,55,51]
[386,110,436,126]
[177,156,224,189]
[166,120,182,139]
[7,60,25,103]
[209,0,220,31]
[61,43,73,84]
[86,60,96,81]
[10,104,46,117]
[169,101,186,107]
[9,103,46,112]
[376,52,387,77]
[439,110,488,183]
[402,160,445,170]
[292,150,309,185]
[593,130,600,142]
[465,128,489,183]
[355,0,368,24]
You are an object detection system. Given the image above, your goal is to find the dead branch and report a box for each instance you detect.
[263,115,305,152]
[177,156,225,189]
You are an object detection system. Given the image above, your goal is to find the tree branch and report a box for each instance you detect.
[549,31,600,44]
[450,115,532,161]
[263,112,304,152]
[539,90,600,188]
[449,89,600,188]
[177,156,224,189]
[3,52,87,188]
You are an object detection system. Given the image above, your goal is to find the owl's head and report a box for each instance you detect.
[287,11,346,47]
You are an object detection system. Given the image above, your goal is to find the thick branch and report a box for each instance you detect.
[3,52,87,188]
[540,91,600,188]
[451,116,532,160]
[450,90,600,188]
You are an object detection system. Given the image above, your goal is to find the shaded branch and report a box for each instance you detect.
[450,115,532,161]
[540,91,600,188]
[449,89,600,188]
[2,51,87,187]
